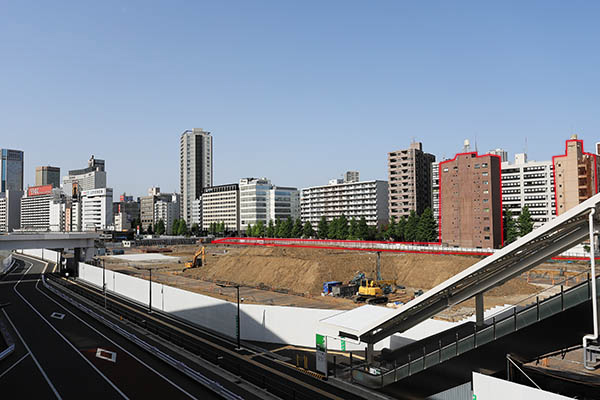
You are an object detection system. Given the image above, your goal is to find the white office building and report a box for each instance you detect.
[0,190,22,233]
[501,153,555,228]
[239,178,300,231]
[202,184,240,232]
[20,186,65,231]
[154,193,180,234]
[81,188,113,231]
[431,161,441,223]
[62,155,107,196]
[300,179,389,228]
[180,129,213,224]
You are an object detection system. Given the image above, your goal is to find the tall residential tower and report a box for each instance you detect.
[388,142,435,220]
[180,129,213,223]
[0,149,24,192]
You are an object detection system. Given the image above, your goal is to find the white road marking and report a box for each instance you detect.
[50,312,65,320]
[13,259,130,399]
[96,348,117,363]
[34,265,199,399]
[0,352,30,380]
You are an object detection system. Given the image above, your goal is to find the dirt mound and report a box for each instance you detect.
[182,246,540,297]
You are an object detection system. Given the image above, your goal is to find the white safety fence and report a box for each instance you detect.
[17,248,474,352]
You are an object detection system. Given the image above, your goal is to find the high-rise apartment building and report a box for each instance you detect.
[301,179,389,228]
[431,161,441,223]
[388,142,435,220]
[1,149,24,192]
[154,193,180,234]
[202,184,240,232]
[239,178,299,231]
[62,155,106,195]
[180,129,213,224]
[488,148,508,162]
[35,166,61,188]
[553,136,600,216]
[440,152,502,249]
[501,153,555,228]
[344,171,360,183]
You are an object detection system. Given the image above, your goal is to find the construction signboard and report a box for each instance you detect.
[315,334,328,376]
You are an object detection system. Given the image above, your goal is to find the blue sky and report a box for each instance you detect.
[1,1,599,197]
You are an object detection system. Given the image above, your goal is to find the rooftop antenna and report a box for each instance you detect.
[524,137,528,155]
[474,134,478,153]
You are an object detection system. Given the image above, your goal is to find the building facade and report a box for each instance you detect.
[431,161,441,223]
[35,166,60,188]
[201,184,240,232]
[0,190,22,233]
[180,129,213,224]
[62,155,106,195]
[553,136,600,216]
[501,153,555,228]
[154,193,180,234]
[440,152,503,249]
[81,188,113,231]
[301,179,389,228]
[344,171,360,183]
[20,185,65,232]
[1,149,24,192]
[239,178,300,231]
[388,142,435,220]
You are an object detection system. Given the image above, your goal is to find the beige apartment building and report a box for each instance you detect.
[553,135,600,216]
[201,183,240,233]
[440,152,502,249]
[388,142,435,220]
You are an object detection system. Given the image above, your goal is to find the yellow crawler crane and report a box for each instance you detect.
[185,246,205,269]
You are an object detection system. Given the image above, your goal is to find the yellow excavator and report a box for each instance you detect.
[353,252,396,304]
[185,247,205,269]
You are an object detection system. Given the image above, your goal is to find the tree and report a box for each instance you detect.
[503,208,518,245]
[291,218,303,238]
[302,221,315,238]
[155,219,165,235]
[191,223,199,236]
[246,223,253,237]
[395,216,406,242]
[147,223,153,235]
[348,217,358,240]
[318,216,329,239]
[357,217,369,240]
[518,206,534,237]
[280,217,293,238]
[266,220,275,238]
[327,217,338,239]
[275,218,283,238]
[404,210,418,242]
[255,220,265,237]
[386,217,397,241]
[179,219,188,236]
[337,215,349,239]
[416,208,437,242]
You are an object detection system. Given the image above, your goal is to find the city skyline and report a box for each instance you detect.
[1,2,599,197]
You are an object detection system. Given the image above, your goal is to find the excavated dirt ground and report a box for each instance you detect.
[105,244,589,319]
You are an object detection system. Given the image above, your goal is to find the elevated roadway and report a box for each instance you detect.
[0,232,98,252]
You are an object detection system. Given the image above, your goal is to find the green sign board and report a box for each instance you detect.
[316,334,326,352]
[341,340,346,351]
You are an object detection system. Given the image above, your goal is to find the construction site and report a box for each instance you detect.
[99,243,588,321]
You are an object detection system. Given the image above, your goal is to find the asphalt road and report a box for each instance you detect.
[0,256,222,399]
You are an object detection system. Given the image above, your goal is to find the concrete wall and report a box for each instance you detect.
[472,372,571,400]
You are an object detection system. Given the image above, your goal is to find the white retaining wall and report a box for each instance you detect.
[472,372,571,400]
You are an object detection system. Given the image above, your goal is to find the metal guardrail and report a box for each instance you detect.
[352,272,599,388]
[42,274,245,400]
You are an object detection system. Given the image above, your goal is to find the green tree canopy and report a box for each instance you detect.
[416,208,437,242]
[518,206,534,237]
[291,218,303,238]
[155,219,165,235]
[302,221,315,238]
[266,220,275,238]
[191,223,199,236]
[503,208,518,245]
[357,217,369,240]
[348,217,358,240]
[255,220,265,237]
[404,210,419,242]
[318,216,329,239]
[246,223,253,237]
[395,216,406,242]
[280,217,293,238]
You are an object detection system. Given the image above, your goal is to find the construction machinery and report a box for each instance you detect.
[184,246,205,269]
[354,279,389,304]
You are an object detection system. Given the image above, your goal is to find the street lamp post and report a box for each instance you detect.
[134,266,162,313]
[102,258,106,309]
[217,283,241,350]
